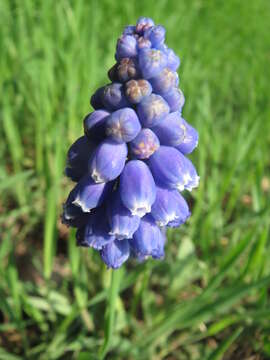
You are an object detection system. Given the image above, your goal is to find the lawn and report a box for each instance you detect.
[0,0,270,359]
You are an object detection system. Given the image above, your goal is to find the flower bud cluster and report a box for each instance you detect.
[62,17,199,269]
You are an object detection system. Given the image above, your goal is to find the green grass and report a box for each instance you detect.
[0,0,270,358]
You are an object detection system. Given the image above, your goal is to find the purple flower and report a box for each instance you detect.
[120,160,156,217]
[129,128,160,159]
[76,207,115,250]
[123,25,136,36]
[150,67,179,95]
[166,48,180,71]
[147,146,189,191]
[62,190,90,228]
[117,58,140,83]
[175,119,199,154]
[90,86,106,110]
[100,239,130,269]
[102,83,129,110]
[144,25,166,48]
[152,111,186,146]
[137,94,170,128]
[65,136,96,182]
[106,108,141,143]
[107,191,140,240]
[71,174,113,212]
[163,87,185,112]
[125,79,152,104]
[129,215,165,259]
[136,17,155,34]
[137,36,152,50]
[151,187,190,227]
[116,35,137,61]
[89,139,127,183]
[84,110,110,141]
[138,48,167,79]
[63,17,199,268]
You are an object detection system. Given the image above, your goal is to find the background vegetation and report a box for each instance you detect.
[0,0,270,358]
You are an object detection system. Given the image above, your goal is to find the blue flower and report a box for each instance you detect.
[151,187,190,227]
[107,191,140,240]
[137,94,169,128]
[129,215,165,260]
[129,128,160,159]
[65,136,96,182]
[62,17,199,268]
[135,17,155,34]
[71,174,113,212]
[106,108,141,143]
[84,110,110,141]
[90,86,106,110]
[163,87,185,112]
[144,25,166,48]
[100,239,130,269]
[138,48,167,79]
[76,207,115,250]
[147,146,193,191]
[119,160,156,217]
[175,119,199,154]
[116,58,140,83]
[125,79,152,104]
[116,35,137,60]
[152,112,186,146]
[102,83,129,110]
[150,67,179,95]
[89,139,127,183]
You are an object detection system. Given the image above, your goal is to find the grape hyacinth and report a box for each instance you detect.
[62,17,199,269]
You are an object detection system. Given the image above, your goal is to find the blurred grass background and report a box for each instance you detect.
[0,0,270,359]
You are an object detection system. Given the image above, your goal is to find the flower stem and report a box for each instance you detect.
[100,267,123,359]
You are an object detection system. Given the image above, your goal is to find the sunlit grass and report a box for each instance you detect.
[0,0,270,358]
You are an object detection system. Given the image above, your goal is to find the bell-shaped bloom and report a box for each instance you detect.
[147,146,188,191]
[76,208,115,249]
[151,187,190,227]
[137,36,152,50]
[106,108,141,143]
[116,58,140,83]
[83,110,110,141]
[90,86,106,110]
[65,136,96,182]
[181,156,200,191]
[102,83,129,111]
[144,25,166,48]
[107,191,140,240]
[116,35,137,60]
[152,112,186,146]
[175,119,199,154]
[62,190,91,228]
[129,215,165,259]
[138,48,167,79]
[166,48,180,71]
[125,79,152,104]
[136,17,155,34]
[150,67,179,95]
[129,128,160,159]
[123,25,136,36]
[137,94,169,128]
[71,174,113,212]
[100,239,130,269]
[119,160,156,217]
[89,139,127,183]
[163,87,185,112]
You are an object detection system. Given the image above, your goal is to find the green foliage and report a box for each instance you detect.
[0,0,270,358]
